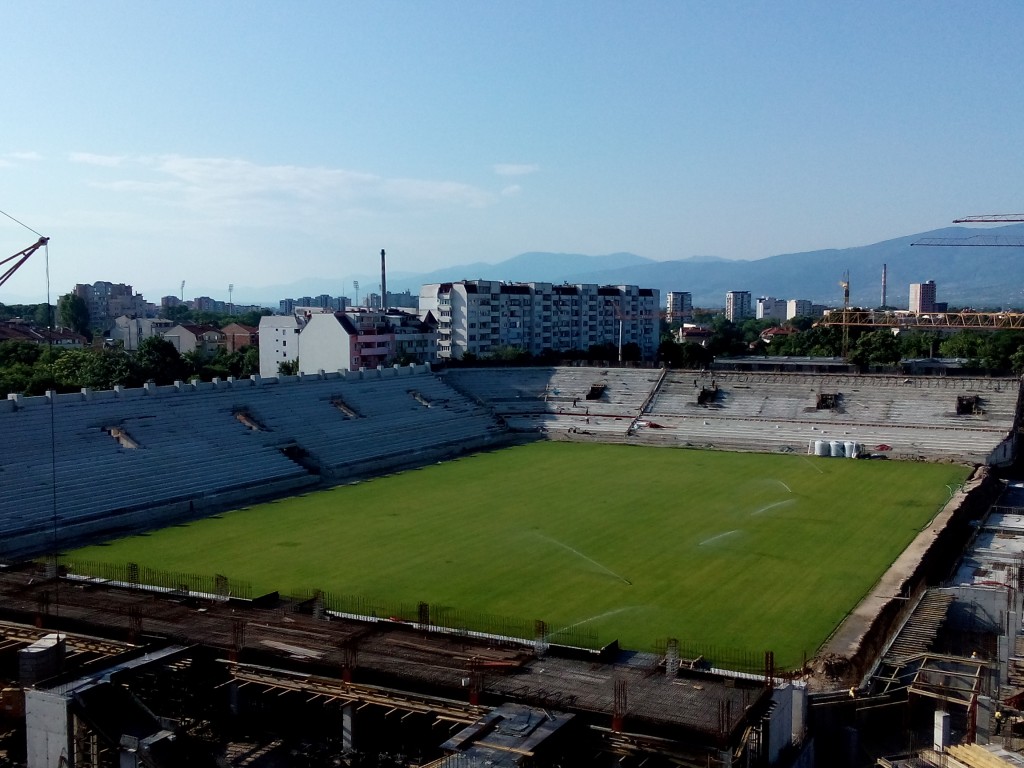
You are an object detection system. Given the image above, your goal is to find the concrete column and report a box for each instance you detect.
[342,703,354,751]
[934,710,950,752]
[791,682,808,743]
[977,695,993,744]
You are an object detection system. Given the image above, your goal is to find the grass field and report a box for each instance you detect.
[68,442,971,667]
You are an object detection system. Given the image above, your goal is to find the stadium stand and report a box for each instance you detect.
[0,365,506,559]
[3,364,1019,559]
[448,367,1021,465]
[444,367,661,437]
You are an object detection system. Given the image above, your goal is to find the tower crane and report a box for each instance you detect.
[913,213,1024,247]
[953,214,1024,223]
[839,271,850,356]
[0,237,49,290]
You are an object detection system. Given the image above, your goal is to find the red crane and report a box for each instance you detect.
[0,236,48,289]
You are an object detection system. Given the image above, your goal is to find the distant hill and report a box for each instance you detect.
[558,225,1024,308]
[232,224,1024,309]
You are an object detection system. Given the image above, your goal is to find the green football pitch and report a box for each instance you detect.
[68,442,970,667]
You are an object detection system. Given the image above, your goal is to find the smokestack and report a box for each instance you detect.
[380,249,387,311]
[881,263,887,308]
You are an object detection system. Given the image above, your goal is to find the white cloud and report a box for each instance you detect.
[6,151,41,162]
[0,151,42,168]
[501,184,522,197]
[493,163,539,177]
[70,152,127,167]
[78,154,497,221]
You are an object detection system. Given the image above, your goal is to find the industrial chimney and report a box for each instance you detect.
[380,249,387,311]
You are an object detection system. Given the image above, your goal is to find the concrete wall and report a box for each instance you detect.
[24,689,70,768]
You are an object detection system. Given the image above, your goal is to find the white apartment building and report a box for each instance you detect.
[725,291,752,322]
[258,314,305,377]
[756,297,787,321]
[419,281,660,361]
[786,299,813,319]
[665,291,693,323]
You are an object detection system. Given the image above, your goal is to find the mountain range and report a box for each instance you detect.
[257,224,1024,310]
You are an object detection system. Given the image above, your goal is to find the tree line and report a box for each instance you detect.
[659,316,1024,373]
[0,337,260,397]
[0,300,268,396]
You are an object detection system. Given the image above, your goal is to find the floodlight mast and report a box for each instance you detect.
[0,237,49,290]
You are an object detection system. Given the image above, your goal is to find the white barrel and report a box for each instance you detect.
[814,440,828,456]
[845,440,858,458]
[830,440,843,457]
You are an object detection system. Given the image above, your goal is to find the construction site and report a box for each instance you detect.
[0,355,1022,767]
[5,215,1024,767]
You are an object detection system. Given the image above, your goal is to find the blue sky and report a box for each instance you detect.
[3,1,1022,304]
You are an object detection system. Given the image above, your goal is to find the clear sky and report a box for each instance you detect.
[3,1,1022,304]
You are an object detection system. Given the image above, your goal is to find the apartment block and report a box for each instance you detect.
[909,280,937,314]
[666,292,693,323]
[756,297,787,321]
[419,281,659,361]
[725,291,752,322]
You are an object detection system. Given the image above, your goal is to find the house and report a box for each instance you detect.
[676,325,713,347]
[221,323,258,353]
[760,326,799,345]
[297,309,439,375]
[162,324,226,357]
[109,316,174,351]
[0,321,88,348]
[298,310,393,374]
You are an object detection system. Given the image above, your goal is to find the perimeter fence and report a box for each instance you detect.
[61,559,253,600]
[298,589,601,650]
[54,559,600,650]
[656,638,797,677]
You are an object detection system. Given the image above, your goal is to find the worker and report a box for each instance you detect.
[995,709,1003,734]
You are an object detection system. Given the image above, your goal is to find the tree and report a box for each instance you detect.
[277,358,300,375]
[0,340,45,367]
[485,345,530,362]
[162,304,192,324]
[57,294,91,338]
[899,331,941,359]
[135,336,187,384]
[939,331,983,361]
[50,348,133,391]
[848,330,901,367]
[769,325,844,358]
[786,315,815,332]
[980,331,1024,372]
[239,345,260,376]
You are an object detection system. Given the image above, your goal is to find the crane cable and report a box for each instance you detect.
[0,207,59,629]
[0,207,46,239]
